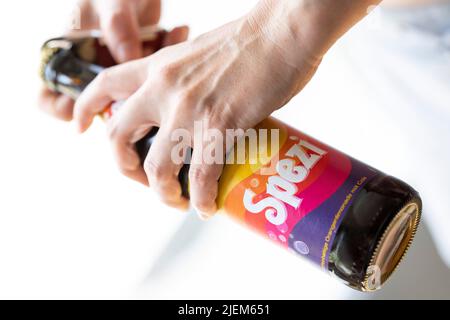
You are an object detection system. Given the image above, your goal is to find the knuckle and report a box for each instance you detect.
[109,138,135,172]
[187,94,235,131]
[158,64,178,83]
[116,149,139,173]
[96,69,111,85]
[144,158,171,182]
[104,10,128,30]
[159,183,181,200]
[160,197,181,209]
[176,90,198,111]
[189,166,211,187]
[210,104,236,130]
[201,96,216,115]
[193,196,215,213]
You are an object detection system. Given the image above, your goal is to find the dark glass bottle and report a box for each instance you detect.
[328,175,420,290]
[40,33,421,291]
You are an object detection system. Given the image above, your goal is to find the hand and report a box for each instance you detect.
[38,0,189,121]
[74,0,381,217]
[73,1,324,217]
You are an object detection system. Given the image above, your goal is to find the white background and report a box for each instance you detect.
[0,0,449,299]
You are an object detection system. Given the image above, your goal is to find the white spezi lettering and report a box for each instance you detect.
[243,139,327,226]
[243,190,288,226]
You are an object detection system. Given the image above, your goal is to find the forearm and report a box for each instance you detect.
[296,0,382,52]
[247,0,382,64]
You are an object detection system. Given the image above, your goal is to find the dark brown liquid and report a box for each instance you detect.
[329,175,421,290]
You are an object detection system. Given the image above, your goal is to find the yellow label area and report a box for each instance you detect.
[217,118,288,213]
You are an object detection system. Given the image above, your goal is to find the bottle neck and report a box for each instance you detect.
[44,49,103,100]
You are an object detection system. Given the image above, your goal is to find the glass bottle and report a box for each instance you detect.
[40,31,421,291]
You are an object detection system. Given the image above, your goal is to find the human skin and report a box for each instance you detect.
[72,0,383,219]
[38,0,188,121]
[38,0,446,120]
[383,0,447,6]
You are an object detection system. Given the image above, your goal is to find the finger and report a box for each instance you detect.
[144,126,189,211]
[73,59,148,133]
[111,137,148,185]
[142,26,189,57]
[106,89,154,186]
[119,167,149,186]
[189,137,224,220]
[136,0,161,26]
[69,0,99,31]
[96,0,142,63]
[38,88,75,121]
[163,26,190,47]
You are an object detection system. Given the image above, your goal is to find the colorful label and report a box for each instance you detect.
[218,118,379,269]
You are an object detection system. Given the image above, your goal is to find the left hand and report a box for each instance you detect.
[38,0,188,122]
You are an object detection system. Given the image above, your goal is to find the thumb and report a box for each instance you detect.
[97,0,142,63]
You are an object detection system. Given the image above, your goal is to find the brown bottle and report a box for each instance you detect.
[40,31,421,291]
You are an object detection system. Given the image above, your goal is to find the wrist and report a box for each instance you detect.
[246,0,381,64]
[244,0,325,70]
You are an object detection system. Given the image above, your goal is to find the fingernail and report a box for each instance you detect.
[73,120,83,134]
[196,210,213,221]
[77,120,87,134]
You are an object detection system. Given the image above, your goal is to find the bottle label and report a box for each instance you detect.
[218,118,379,269]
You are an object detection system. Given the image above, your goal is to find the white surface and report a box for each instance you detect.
[0,0,448,299]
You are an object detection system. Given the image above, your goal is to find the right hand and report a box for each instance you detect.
[38,0,188,121]
[72,1,325,214]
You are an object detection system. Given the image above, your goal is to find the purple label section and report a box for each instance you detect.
[288,159,379,269]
